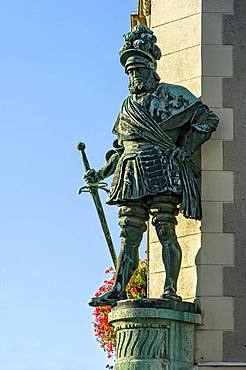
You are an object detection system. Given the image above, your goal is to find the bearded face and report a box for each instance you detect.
[127,66,159,94]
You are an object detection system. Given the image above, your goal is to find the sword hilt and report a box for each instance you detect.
[77,142,91,173]
[76,141,110,194]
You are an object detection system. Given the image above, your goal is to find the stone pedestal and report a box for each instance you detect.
[108,299,201,370]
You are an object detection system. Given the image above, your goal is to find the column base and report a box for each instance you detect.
[108,299,201,370]
[114,359,168,370]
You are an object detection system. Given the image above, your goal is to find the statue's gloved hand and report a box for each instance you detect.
[83,169,103,185]
[170,146,193,162]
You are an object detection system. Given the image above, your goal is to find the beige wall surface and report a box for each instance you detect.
[148,0,240,365]
[148,0,203,303]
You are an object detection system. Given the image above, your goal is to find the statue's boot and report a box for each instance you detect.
[88,243,138,308]
[162,279,182,302]
[88,282,127,307]
[151,195,182,302]
[89,205,148,307]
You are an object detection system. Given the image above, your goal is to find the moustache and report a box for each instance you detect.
[129,78,145,92]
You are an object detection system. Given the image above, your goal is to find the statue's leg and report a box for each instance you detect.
[116,204,149,292]
[88,203,149,307]
[150,194,182,302]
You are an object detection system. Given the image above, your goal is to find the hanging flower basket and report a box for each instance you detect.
[92,260,147,359]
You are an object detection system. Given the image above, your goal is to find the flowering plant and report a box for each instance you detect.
[92,260,147,359]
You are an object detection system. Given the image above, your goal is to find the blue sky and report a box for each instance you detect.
[0,1,143,369]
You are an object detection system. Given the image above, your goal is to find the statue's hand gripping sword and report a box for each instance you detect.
[76,142,117,268]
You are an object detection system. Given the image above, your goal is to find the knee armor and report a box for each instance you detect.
[118,205,148,247]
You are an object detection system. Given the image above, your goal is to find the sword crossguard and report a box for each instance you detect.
[77,181,110,195]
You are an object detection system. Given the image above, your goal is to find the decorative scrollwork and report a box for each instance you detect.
[115,326,167,359]
[131,0,151,30]
[142,0,151,16]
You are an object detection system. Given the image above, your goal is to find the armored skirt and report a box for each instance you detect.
[106,144,183,205]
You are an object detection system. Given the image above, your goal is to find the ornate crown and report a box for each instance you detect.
[119,24,161,70]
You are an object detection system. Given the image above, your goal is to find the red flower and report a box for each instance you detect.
[91,260,147,359]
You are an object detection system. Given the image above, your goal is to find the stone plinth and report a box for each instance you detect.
[108,299,201,370]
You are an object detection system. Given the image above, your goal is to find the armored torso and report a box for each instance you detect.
[107,83,217,220]
[107,83,198,204]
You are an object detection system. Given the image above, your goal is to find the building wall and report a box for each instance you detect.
[223,0,246,361]
[148,0,202,303]
[147,0,243,365]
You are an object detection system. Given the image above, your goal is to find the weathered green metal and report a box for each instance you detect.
[108,299,201,370]
[77,142,117,268]
[84,24,219,307]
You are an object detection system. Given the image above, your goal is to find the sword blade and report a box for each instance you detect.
[90,188,117,268]
[77,142,117,268]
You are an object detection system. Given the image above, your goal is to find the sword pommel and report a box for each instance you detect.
[77,142,86,152]
[77,141,91,172]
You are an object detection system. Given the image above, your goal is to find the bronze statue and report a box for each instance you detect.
[83,24,219,306]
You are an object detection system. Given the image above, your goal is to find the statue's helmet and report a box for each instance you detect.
[119,24,161,73]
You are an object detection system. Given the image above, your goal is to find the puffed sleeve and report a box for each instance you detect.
[191,104,219,133]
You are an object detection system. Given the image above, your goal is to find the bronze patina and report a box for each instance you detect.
[83,24,219,306]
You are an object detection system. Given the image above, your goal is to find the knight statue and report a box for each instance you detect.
[86,24,219,306]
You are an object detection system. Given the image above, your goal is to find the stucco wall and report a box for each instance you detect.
[148,0,202,303]
[148,0,242,365]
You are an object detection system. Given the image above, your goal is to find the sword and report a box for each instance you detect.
[76,142,117,268]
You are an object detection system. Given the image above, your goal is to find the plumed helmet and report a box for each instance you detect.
[119,24,161,71]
